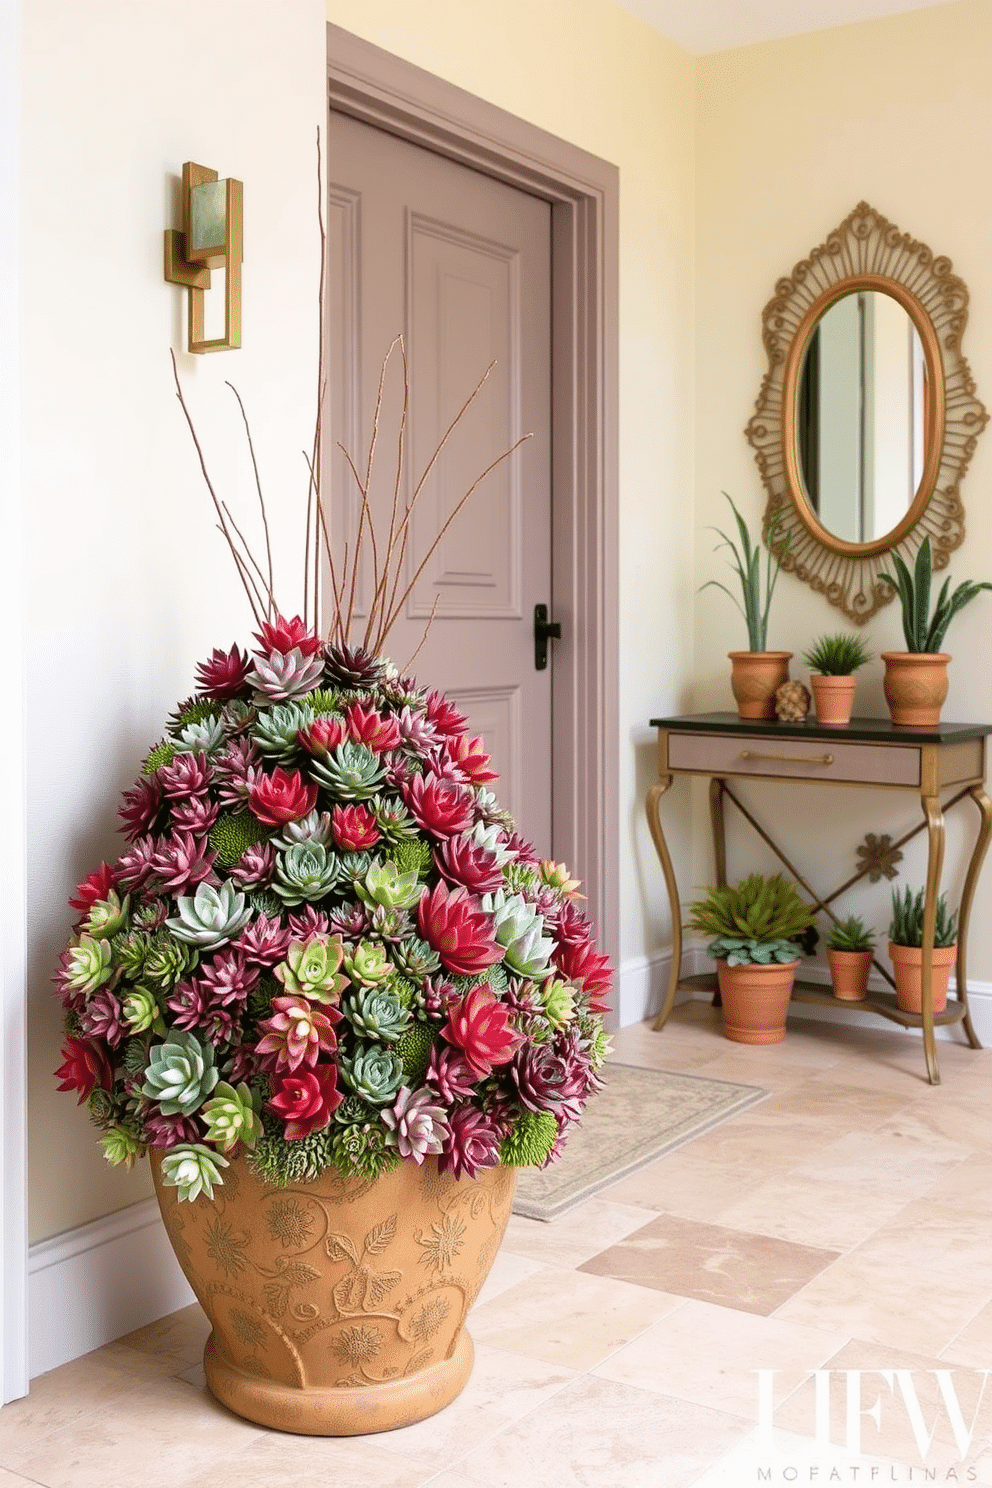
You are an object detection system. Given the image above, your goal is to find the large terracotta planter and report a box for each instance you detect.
[810,674,858,727]
[888,940,957,1014]
[827,947,872,1001]
[881,652,950,728]
[728,651,792,720]
[152,1151,515,1436]
[716,958,799,1044]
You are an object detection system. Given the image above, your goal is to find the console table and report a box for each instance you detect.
[646,713,992,1084]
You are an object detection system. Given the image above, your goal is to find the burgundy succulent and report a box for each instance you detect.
[417,882,504,977]
[159,751,213,801]
[54,1037,115,1104]
[77,990,126,1047]
[169,795,220,835]
[142,1109,202,1150]
[119,777,164,842]
[150,831,219,893]
[236,913,293,969]
[228,840,277,890]
[195,644,252,699]
[512,1037,592,1123]
[425,1044,478,1102]
[438,1105,504,1179]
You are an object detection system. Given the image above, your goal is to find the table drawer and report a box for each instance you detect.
[666,731,921,786]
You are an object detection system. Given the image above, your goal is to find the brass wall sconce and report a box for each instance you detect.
[164,161,243,353]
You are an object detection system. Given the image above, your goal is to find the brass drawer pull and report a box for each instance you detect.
[740,749,834,766]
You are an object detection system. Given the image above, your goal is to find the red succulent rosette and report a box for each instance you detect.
[54,1036,115,1104]
[553,939,613,1012]
[68,862,119,916]
[194,643,251,699]
[424,690,469,737]
[345,702,401,753]
[267,1063,343,1139]
[445,733,499,784]
[254,614,325,658]
[331,804,381,852]
[405,772,475,839]
[248,767,318,826]
[417,882,504,976]
[441,983,523,1078]
[298,716,346,757]
[434,833,504,894]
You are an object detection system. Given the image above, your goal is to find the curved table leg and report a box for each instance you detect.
[709,776,727,887]
[921,793,945,1085]
[956,785,992,1050]
[646,776,682,1031]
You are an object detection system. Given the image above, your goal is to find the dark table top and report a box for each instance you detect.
[648,712,992,745]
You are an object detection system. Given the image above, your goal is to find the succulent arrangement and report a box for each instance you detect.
[888,886,957,948]
[802,633,870,677]
[688,873,815,967]
[878,536,992,653]
[826,914,875,953]
[701,493,790,653]
[54,617,612,1201]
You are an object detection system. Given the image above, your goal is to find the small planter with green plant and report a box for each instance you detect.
[688,873,815,1043]
[802,634,871,727]
[701,493,792,721]
[887,885,958,1013]
[825,914,875,1001]
[877,536,992,726]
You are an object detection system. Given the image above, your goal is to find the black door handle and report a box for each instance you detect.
[534,603,561,671]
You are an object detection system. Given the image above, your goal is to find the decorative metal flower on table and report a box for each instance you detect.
[856,833,903,883]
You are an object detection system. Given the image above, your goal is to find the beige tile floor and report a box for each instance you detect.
[4,999,992,1487]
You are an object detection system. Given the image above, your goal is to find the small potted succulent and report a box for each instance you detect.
[878,536,992,726]
[802,633,871,727]
[825,914,875,1001]
[688,873,814,1043]
[887,886,957,1013]
[701,493,792,720]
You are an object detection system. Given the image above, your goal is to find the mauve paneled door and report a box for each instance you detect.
[326,110,553,852]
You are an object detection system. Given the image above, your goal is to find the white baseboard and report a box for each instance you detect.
[617,945,709,1025]
[28,1198,194,1379]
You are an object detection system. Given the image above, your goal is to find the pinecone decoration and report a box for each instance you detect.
[775,680,811,722]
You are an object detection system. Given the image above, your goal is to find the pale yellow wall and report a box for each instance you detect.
[324,0,699,1001]
[694,0,992,974]
[23,0,327,1242]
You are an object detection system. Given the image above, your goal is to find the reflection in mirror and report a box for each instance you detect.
[796,290,925,545]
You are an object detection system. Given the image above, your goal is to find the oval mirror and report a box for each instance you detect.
[795,289,927,546]
[745,203,987,624]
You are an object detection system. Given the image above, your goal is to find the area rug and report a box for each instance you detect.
[512,1063,767,1221]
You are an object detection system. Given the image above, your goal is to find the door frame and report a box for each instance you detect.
[327,24,620,976]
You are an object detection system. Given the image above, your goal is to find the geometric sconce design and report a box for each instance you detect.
[164,161,243,353]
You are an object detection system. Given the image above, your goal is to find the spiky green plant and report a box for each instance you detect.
[878,536,992,653]
[827,915,875,952]
[700,493,790,652]
[888,886,957,948]
[803,633,871,676]
[689,873,815,944]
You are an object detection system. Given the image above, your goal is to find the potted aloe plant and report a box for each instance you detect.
[888,886,957,1013]
[825,915,875,1001]
[802,633,871,727]
[688,873,814,1043]
[701,493,792,720]
[878,536,992,726]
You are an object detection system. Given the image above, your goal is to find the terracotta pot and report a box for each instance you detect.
[888,940,956,1014]
[826,947,872,1001]
[881,652,950,728]
[152,1151,515,1436]
[728,651,792,720]
[810,674,858,727]
[716,958,799,1044]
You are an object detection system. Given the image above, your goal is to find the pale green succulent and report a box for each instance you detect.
[141,1030,219,1115]
[100,1125,144,1168]
[470,821,514,865]
[483,891,555,979]
[356,859,423,911]
[159,1143,230,1202]
[342,940,391,988]
[271,841,341,905]
[110,930,149,981]
[338,1044,405,1105]
[391,935,441,980]
[309,742,386,801]
[174,715,226,754]
[83,891,130,941]
[201,1081,263,1153]
[343,984,410,1043]
[122,986,164,1036]
[274,935,348,1002]
[373,798,417,843]
[272,809,335,850]
[166,881,252,948]
[582,1021,612,1068]
[537,978,577,1028]
[62,934,113,995]
[254,702,314,762]
[141,931,198,987]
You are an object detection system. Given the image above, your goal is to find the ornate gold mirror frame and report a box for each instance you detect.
[745,202,988,624]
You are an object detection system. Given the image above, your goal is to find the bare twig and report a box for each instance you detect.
[220,501,275,615]
[402,593,441,672]
[225,382,275,619]
[310,126,327,635]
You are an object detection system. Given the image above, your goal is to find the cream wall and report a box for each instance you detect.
[323,0,699,1012]
[23,0,328,1242]
[694,0,992,979]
